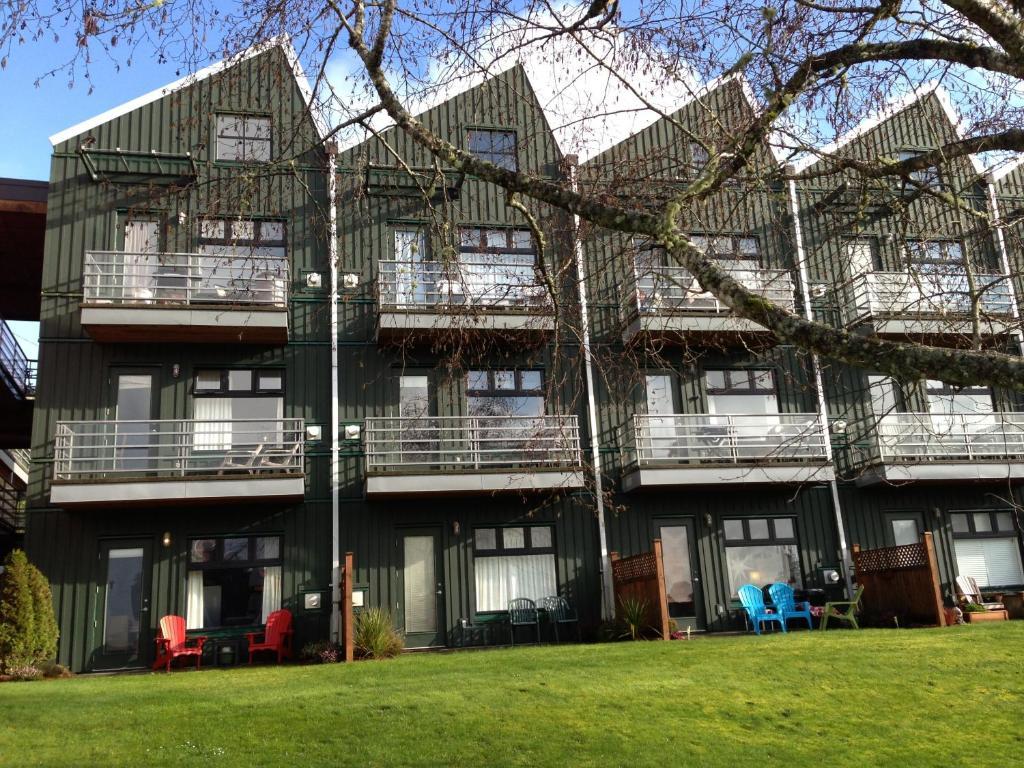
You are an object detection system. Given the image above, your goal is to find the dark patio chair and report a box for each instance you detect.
[541,596,580,643]
[508,598,540,646]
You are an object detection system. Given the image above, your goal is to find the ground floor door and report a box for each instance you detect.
[92,538,153,671]
[397,527,446,647]
[884,511,926,547]
[654,518,705,630]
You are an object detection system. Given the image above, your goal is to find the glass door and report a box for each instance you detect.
[397,527,446,648]
[885,512,925,547]
[645,374,677,460]
[121,218,161,302]
[654,518,705,630]
[114,373,155,474]
[394,228,429,307]
[93,539,153,670]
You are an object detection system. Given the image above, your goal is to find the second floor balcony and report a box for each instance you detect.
[845,271,1014,339]
[363,414,584,495]
[81,250,289,343]
[622,263,795,345]
[850,412,1024,486]
[376,258,553,338]
[51,418,304,506]
[622,413,833,490]
[1,318,36,401]
[0,471,25,535]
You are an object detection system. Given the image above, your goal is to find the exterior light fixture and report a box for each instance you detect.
[704,512,713,526]
[452,521,461,536]
[162,531,172,548]
[344,424,361,440]
[832,419,848,434]
[305,272,323,289]
[306,425,323,441]
[171,363,181,379]
[342,273,360,289]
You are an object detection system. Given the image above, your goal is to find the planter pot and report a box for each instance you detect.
[965,610,1008,623]
[1001,592,1024,620]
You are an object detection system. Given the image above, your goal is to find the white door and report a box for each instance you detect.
[123,220,160,301]
[645,375,676,460]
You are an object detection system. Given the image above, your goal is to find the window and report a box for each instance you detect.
[186,535,282,629]
[897,150,941,190]
[704,369,778,415]
[924,380,994,433]
[867,375,899,417]
[473,526,557,611]
[688,141,710,177]
[632,236,760,311]
[192,368,284,452]
[904,240,965,272]
[950,511,1024,587]
[467,129,517,170]
[690,235,760,262]
[467,370,544,418]
[467,371,547,464]
[458,227,540,306]
[723,518,801,596]
[216,114,271,162]
[843,238,877,278]
[197,218,287,305]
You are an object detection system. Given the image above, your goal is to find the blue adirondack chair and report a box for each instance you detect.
[768,582,814,630]
[738,584,787,635]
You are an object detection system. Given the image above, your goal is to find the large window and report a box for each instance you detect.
[724,517,801,596]
[687,141,710,177]
[897,150,941,190]
[192,368,284,451]
[197,218,287,305]
[473,525,557,611]
[467,370,544,417]
[467,129,517,170]
[186,535,282,629]
[950,511,1024,588]
[458,227,540,306]
[704,369,778,415]
[925,380,994,435]
[216,114,272,162]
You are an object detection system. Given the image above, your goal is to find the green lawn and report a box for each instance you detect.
[2,624,1023,767]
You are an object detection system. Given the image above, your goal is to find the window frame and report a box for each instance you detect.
[192,367,286,398]
[214,113,273,163]
[896,149,942,190]
[458,227,535,256]
[465,128,518,171]
[466,369,544,398]
[186,534,283,571]
[472,524,557,558]
[723,517,798,545]
[704,368,777,396]
[950,510,1019,540]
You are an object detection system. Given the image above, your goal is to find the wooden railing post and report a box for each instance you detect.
[342,551,354,662]
[922,532,945,627]
[652,539,670,640]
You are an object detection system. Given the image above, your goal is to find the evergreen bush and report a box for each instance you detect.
[0,550,59,676]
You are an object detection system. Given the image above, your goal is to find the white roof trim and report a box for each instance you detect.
[793,81,983,173]
[49,35,326,146]
[989,154,1024,184]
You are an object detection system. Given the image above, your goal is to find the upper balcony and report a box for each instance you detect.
[622,264,795,345]
[0,470,25,535]
[363,415,584,496]
[850,412,1024,486]
[844,271,1014,340]
[81,250,289,343]
[51,418,305,506]
[1,319,36,401]
[376,258,553,339]
[622,413,833,490]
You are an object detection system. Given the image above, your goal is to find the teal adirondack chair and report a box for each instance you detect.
[821,585,864,630]
[738,584,786,635]
[768,582,814,630]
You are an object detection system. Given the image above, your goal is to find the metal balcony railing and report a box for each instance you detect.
[853,412,1024,464]
[53,418,304,481]
[82,251,289,307]
[1,318,36,400]
[0,473,25,533]
[629,413,829,465]
[846,271,1013,326]
[364,415,582,473]
[4,448,31,473]
[627,264,796,316]
[378,258,550,310]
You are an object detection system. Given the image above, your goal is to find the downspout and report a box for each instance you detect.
[326,141,341,643]
[786,169,854,596]
[985,176,1023,355]
[566,155,614,620]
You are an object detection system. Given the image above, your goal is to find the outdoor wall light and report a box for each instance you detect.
[832,419,848,434]
[703,512,713,526]
[342,273,360,289]
[162,532,172,548]
[306,425,323,441]
[171,363,180,379]
[452,521,461,536]
[344,424,361,440]
[305,272,323,289]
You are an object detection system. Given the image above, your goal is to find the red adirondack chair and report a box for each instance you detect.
[153,615,207,672]
[246,609,294,664]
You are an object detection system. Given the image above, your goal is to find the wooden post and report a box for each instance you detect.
[608,552,620,619]
[922,533,946,627]
[342,551,354,662]
[652,539,670,640]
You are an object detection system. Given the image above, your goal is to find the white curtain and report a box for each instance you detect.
[261,566,282,623]
[474,554,556,612]
[194,398,233,451]
[123,220,159,301]
[186,571,205,629]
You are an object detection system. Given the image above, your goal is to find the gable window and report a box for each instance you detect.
[458,227,541,306]
[186,535,282,629]
[950,511,1024,587]
[723,517,801,596]
[688,141,710,177]
[216,114,272,162]
[473,525,557,612]
[197,219,287,305]
[192,368,285,453]
[897,150,941,190]
[467,129,517,170]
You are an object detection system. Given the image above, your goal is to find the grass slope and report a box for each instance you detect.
[1,624,1023,767]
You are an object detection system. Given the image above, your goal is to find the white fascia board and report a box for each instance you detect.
[50,34,326,146]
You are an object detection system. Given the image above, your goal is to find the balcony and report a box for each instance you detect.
[364,415,584,496]
[622,264,795,345]
[850,412,1024,486]
[845,271,1014,340]
[80,251,289,343]
[622,413,833,490]
[1,319,36,401]
[0,471,25,535]
[376,258,553,338]
[51,418,304,506]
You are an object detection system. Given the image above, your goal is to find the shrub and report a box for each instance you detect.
[0,550,60,676]
[28,563,58,664]
[300,640,340,664]
[617,596,650,641]
[37,660,71,679]
[6,664,42,681]
[354,608,404,659]
[963,602,988,613]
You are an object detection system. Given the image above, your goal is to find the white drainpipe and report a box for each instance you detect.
[985,177,1023,355]
[786,170,854,595]
[566,155,614,620]
[327,141,341,643]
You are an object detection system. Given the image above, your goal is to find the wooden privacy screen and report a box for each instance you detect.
[341,551,354,662]
[609,539,670,639]
[853,532,945,627]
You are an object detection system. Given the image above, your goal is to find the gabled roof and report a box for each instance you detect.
[793,82,983,173]
[49,35,326,147]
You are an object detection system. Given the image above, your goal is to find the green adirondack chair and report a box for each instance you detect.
[820,585,864,630]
